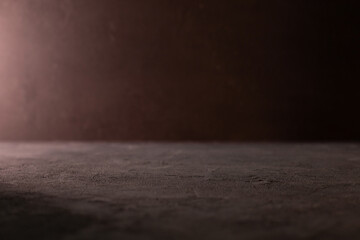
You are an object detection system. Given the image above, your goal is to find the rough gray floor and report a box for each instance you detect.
[0,143,359,240]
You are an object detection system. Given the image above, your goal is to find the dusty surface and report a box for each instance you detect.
[0,143,359,239]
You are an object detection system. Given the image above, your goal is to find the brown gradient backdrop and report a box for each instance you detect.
[0,0,358,141]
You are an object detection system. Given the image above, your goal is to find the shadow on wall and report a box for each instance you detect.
[0,0,358,141]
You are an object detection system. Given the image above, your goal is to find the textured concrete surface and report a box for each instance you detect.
[0,143,359,239]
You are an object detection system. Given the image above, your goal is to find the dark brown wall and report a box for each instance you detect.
[0,0,358,141]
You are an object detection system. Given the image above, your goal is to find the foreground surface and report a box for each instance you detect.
[0,143,359,239]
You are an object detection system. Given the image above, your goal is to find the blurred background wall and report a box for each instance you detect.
[0,0,358,141]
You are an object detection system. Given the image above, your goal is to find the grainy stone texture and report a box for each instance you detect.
[0,143,359,239]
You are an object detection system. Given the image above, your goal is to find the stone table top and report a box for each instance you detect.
[0,143,359,239]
